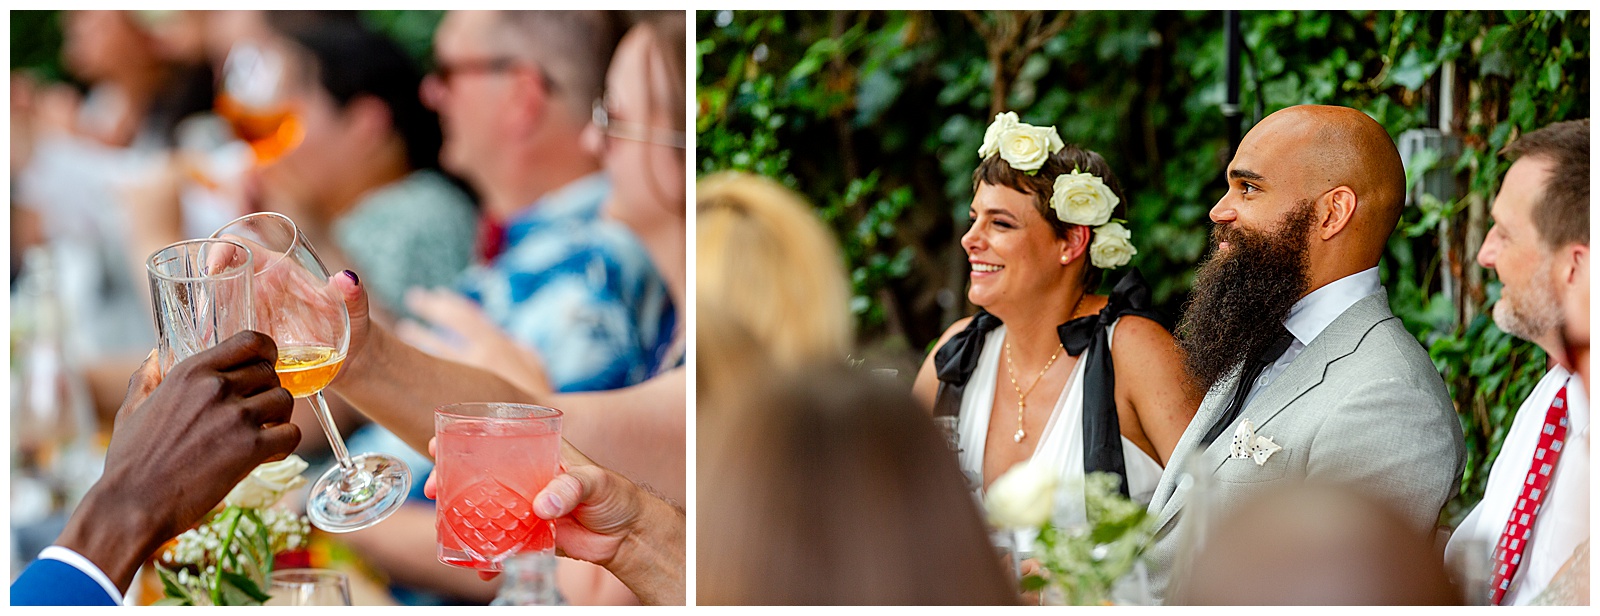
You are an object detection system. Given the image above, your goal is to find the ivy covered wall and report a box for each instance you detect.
[697,10,1590,523]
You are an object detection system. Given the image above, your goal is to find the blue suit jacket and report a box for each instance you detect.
[10,557,118,606]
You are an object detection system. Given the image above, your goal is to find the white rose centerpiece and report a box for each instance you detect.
[223,455,310,508]
[984,460,1059,530]
[159,454,312,605]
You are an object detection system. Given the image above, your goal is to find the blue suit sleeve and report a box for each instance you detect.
[9,557,119,606]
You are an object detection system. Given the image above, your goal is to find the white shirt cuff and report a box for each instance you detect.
[38,545,127,606]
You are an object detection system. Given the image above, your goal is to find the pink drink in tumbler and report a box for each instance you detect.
[435,403,562,571]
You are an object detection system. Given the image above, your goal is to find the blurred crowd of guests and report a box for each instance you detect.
[11,10,684,606]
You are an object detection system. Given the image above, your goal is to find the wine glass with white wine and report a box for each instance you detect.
[212,212,409,532]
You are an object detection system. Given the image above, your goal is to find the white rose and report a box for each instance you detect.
[997,125,1063,172]
[1089,222,1137,270]
[1050,170,1119,227]
[978,111,1020,159]
[223,455,309,509]
[1046,127,1065,156]
[984,460,1059,530]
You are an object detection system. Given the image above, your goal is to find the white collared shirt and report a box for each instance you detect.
[1445,367,1589,605]
[1240,266,1383,410]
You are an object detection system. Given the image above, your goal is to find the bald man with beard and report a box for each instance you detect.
[1145,105,1465,601]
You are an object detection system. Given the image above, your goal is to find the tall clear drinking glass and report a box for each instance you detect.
[146,238,255,375]
[212,212,409,532]
[434,403,562,572]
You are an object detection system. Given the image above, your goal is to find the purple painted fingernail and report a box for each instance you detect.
[343,270,359,285]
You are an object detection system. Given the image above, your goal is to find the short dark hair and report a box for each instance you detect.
[282,20,443,173]
[1502,118,1589,249]
[971,144,1130,286]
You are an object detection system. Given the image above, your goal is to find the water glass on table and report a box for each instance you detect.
[434,403,563,572]
[264,569,351,606]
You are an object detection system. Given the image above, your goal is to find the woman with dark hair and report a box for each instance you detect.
[912,114,1200,527]
[259,19,477,322]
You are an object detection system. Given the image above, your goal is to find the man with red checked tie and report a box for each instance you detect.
[1444,119,1590,605]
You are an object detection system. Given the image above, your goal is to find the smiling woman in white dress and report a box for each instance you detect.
[913,113,1201,521]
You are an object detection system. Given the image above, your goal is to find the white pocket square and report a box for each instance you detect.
[1229,419,1281,466]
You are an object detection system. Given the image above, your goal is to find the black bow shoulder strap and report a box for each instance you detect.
[931,310,1004,419]
[928,269,1166,498]
[1056,268,1166,498]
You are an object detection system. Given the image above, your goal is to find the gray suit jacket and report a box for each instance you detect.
[1144,290,1465,600]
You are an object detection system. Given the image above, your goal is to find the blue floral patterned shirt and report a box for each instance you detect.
[457,173,675,392]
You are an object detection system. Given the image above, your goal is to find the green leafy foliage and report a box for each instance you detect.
[699,10,1589,520]
[10,11,65,81]
[360,10,445,68]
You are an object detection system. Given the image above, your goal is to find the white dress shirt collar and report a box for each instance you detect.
[1283,266,1384,346]
[1237,267,1384,411]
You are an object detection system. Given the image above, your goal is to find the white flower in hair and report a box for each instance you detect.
[997,124,1063,172]
[1089,221,1137,270]
[1045,127,1065,156]
[979,112,1065,173]
[978,111,1020,159]
[1050,170,1120,227]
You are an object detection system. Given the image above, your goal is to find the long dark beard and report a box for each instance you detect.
[1176,201,1317,393]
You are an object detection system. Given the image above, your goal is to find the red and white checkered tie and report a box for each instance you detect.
[1487,383,1570,605]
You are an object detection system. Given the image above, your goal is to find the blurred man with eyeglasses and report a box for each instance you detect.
[410,10,674,393]
[335,10,673,607]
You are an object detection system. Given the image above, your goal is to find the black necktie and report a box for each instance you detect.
[1200,328,1296,445]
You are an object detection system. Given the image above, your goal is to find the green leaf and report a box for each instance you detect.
[1542,61,1562,91]
[157,566,193,604]
[218,571,272,605]
[1389,48,1430,90]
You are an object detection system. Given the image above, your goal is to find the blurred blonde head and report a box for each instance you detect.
[697,172,854,399]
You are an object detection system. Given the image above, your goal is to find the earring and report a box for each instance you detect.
[1060,255,1070,265]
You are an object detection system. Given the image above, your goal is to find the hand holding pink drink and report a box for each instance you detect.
[434,403,562,571]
